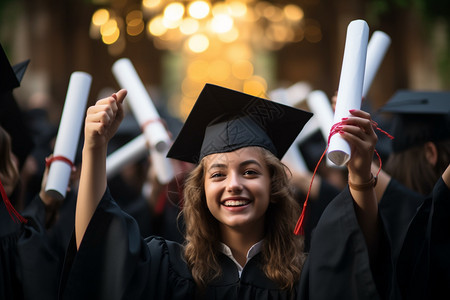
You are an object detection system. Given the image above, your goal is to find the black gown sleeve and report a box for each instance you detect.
[378,178,425,260]
[396,177,450,300]
[0,195,61,300]
[299,187,390,300]
[303,179,341,253]
[59,188,196,300]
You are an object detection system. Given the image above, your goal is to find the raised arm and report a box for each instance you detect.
[338,109,379,259]
[75,89,127,249]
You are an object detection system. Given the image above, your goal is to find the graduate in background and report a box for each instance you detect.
[371,90,450,300]
[0,43,69,300]
[61,83,387,299]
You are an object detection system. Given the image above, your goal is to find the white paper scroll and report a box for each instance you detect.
[327,20,369,166]
[283,82,312,107]
[112,58,174,184]
[306,90,338,167]
[106,134,148,179]
[269,85,309,173]
[45,72,92,200]
[362,31,391,98]
[282,146,309,174]
[306,90,334,142]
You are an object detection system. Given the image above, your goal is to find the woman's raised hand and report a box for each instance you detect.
[84,89,127,150]
[338,109,378,185]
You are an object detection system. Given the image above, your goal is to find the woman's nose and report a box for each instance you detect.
[226,172,243,193]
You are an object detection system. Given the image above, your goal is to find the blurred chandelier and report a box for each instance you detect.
[90,0,309,53]
[90,0,319,118]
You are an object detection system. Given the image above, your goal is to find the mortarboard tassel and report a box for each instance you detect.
[294,119,393,235]
[0,176,27,224]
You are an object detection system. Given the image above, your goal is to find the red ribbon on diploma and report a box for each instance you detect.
[293,120,394,235]
[45,155,76,172]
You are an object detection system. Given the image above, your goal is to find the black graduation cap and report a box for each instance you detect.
[167,83,313,164]
[0,43,34,170]
[0,44,30,93]
[378,90,450,153]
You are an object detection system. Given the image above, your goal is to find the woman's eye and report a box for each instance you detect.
[244,170,258,176]
[211,172,224,178]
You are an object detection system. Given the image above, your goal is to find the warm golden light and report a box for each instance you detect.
[164,2,185,21]
[163,16,182,29]
[232,60,253,80]
[218,27,239,43]
[210,14,233,33]
[182,78,204,97]
[187,34,209,53]
[187,60,209,81]
[92,1,308,53]
[263,5,283,22]
[126,10,143,24]
[180,17,199,35]
[127,20,144,36]
[284,4,304,21]
[92,9,110,26]
[226,43,252,61]
[228,1,247,18]
[91,0,311,121]
[211,2,230,16]
[101,18,118,36]
[208,60,231,82]
[148,16,167,36]
[102,27,120,44]
[243,76,267,97]
[188,1,210,19]
[142,0,161,10]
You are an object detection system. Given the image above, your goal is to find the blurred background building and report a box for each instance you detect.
[1,0,449,127]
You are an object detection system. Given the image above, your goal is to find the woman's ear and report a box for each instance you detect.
[424,142,438,167]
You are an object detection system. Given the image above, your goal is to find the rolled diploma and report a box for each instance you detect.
[306,90,338,167]
[281,145,308,173]
[327,20,369,166]
[284,82,311,107]
[362,31,391,98]
[106,134,148,179]
[112,58,169,152]
[45,72,92,200]
[306,90,334,142]
[269,87,309,172]
[112,58,174,184]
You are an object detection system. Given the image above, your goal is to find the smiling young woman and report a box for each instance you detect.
[62,84,386,300]
[184,146,304,290]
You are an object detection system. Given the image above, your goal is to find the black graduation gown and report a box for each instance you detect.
[395,177,450,300]
[60,187,386,300]
[0,195,61,300]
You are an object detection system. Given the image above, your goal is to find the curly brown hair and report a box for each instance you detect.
[181,147,306,290]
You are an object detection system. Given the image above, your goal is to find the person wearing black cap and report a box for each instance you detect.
[371,90,450,300]
[380,90,450,196]
[0,43,64,300]
[60,84,385,299]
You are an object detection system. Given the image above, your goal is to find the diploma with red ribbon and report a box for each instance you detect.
[45,72,92,200]
[112,58,174,184]
[327,20,369,166]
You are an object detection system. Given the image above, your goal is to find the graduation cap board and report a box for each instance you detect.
[167,83,313,164]
[378,90,450,153]
[0,44,30,93]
